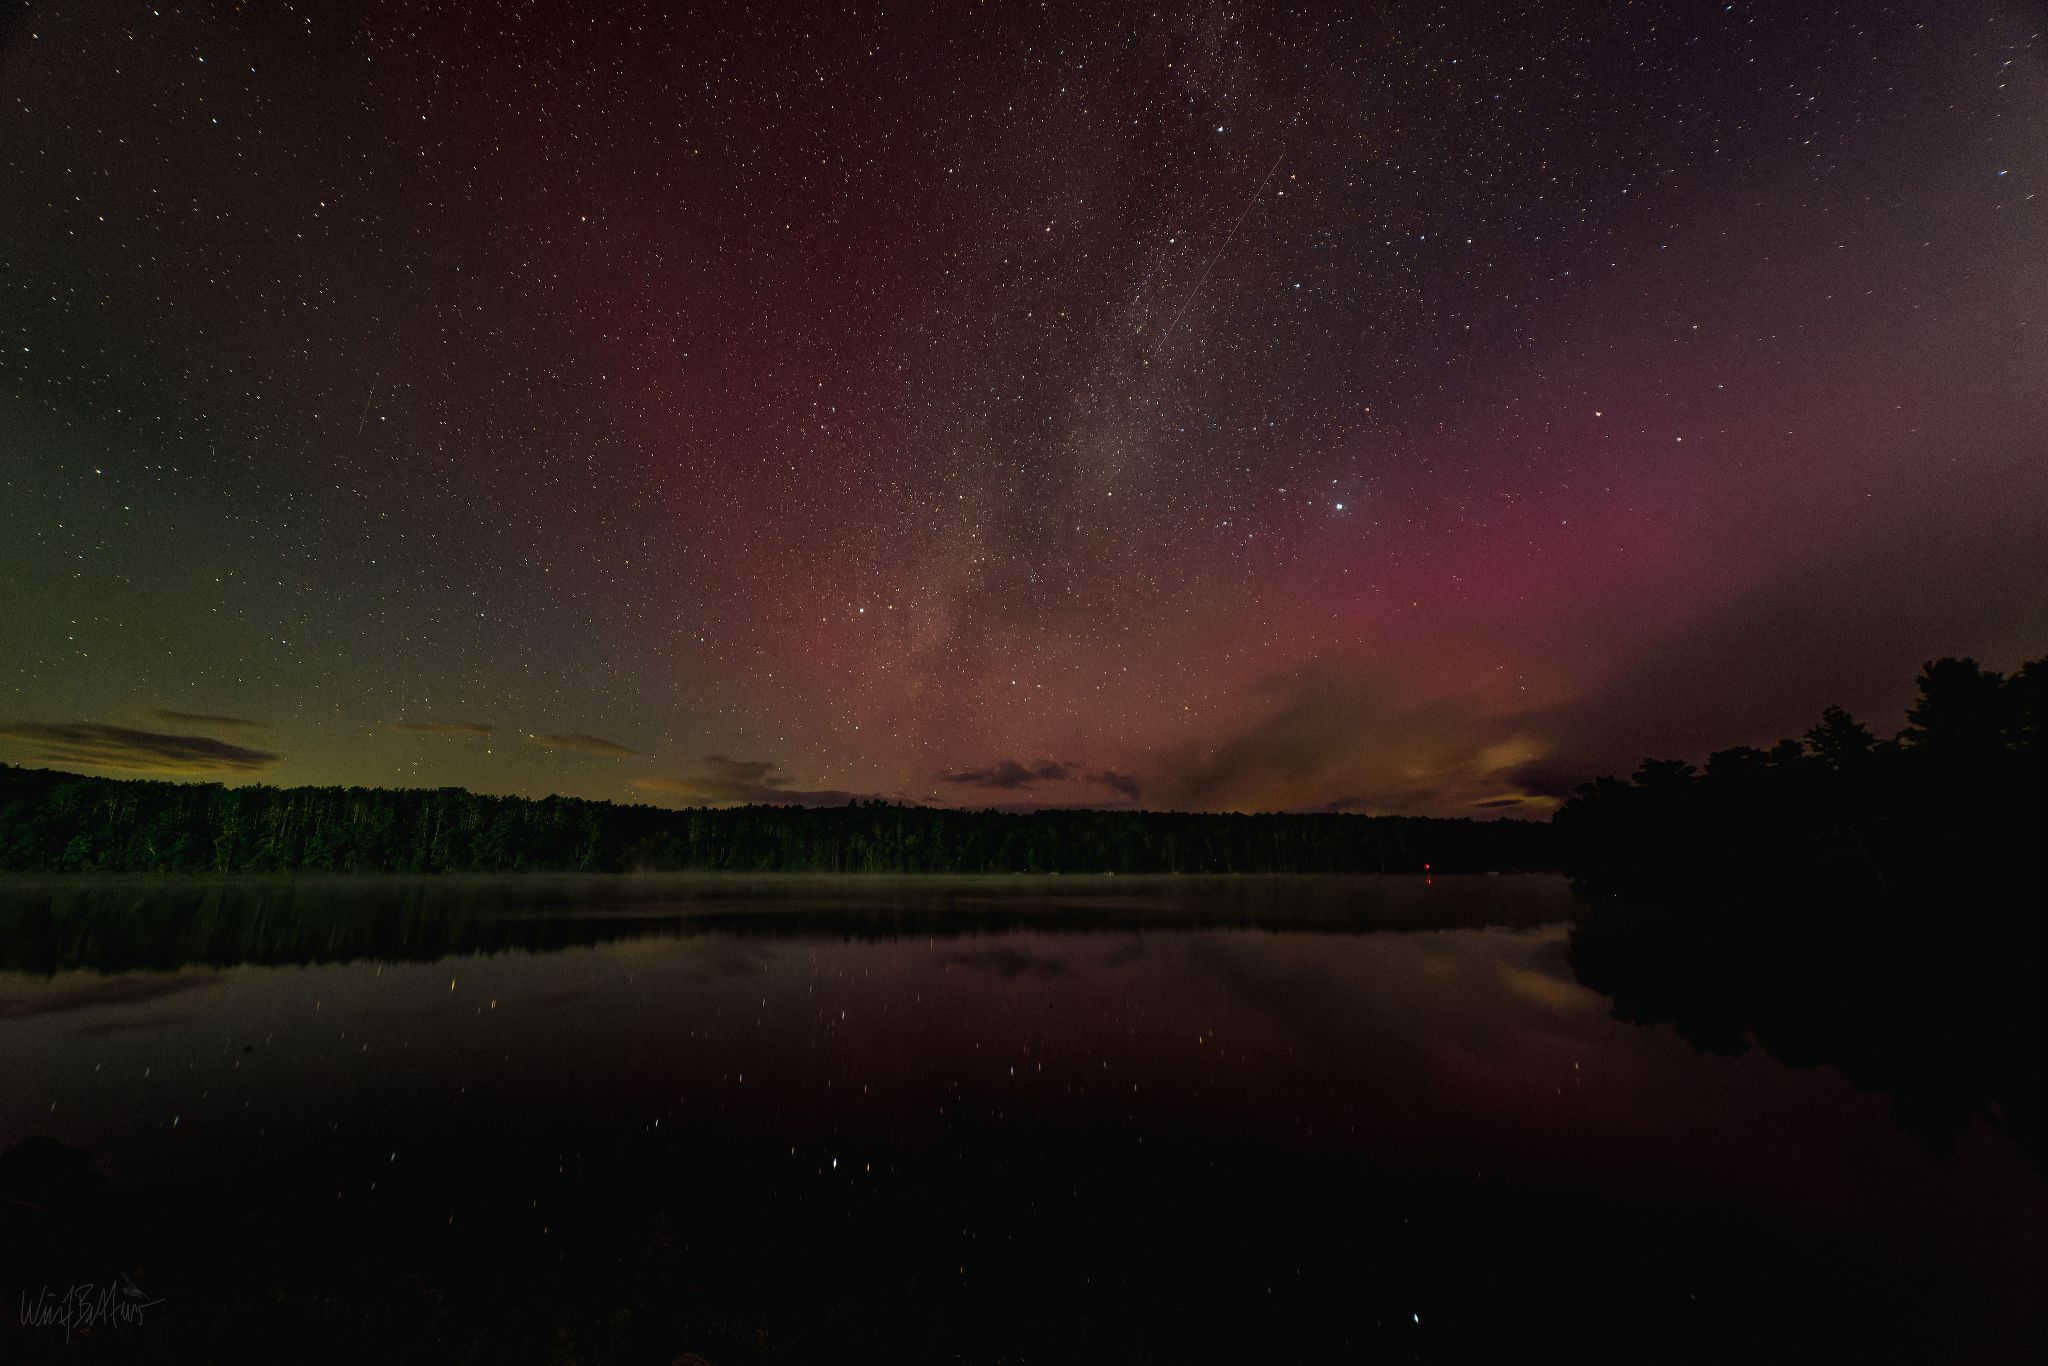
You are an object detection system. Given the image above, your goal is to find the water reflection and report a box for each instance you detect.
[0,872,1578,973]
[0,875,2042,1363]
[1569,894,2048,1175]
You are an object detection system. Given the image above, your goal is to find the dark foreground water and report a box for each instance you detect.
[0,875,2041,1363]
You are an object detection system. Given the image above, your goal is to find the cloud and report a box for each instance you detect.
[1506,469,2048,796]
[941,758,1070,790]
[529,730,637,756]
[151,708,264,731]
[391,720,494,737]
[1147,665,1550,816]
[940,759,1143,803]
[631,755,878,807]
[1093,769,1143,802]
[0,721,281,774]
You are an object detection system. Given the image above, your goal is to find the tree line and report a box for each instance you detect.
[1556,653,2047,899]
[0,765,1553,875]
[1556,652,2048,1172]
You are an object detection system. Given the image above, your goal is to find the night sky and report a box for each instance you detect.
[3,1,2045,816]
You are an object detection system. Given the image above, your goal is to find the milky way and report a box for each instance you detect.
[4,1,2045,814]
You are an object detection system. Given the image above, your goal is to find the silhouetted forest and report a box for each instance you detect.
[1556,653,2047,897]
[0,765,1551,875]
[1560,653,2048,1172]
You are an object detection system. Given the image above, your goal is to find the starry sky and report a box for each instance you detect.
[4,0,2046,816]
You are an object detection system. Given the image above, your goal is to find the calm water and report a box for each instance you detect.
[0,874,2041,1363]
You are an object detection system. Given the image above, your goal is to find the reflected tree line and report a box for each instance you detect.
[0,874,1577,976]
[0,765,1550,875]
[1562,654,2048,1171]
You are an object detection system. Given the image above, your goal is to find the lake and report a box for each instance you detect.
[1,874,2042,1362]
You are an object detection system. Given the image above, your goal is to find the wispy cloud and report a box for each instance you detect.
[940,758,1143,804]
[631,755,875,807]
[391,720,494,737]
[941,759,1070,790]
[1150,664,1549,816]
[150,708,264,731]
[529,730,637,757]
[0,721,281,774]
[1094,769,1143,802]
